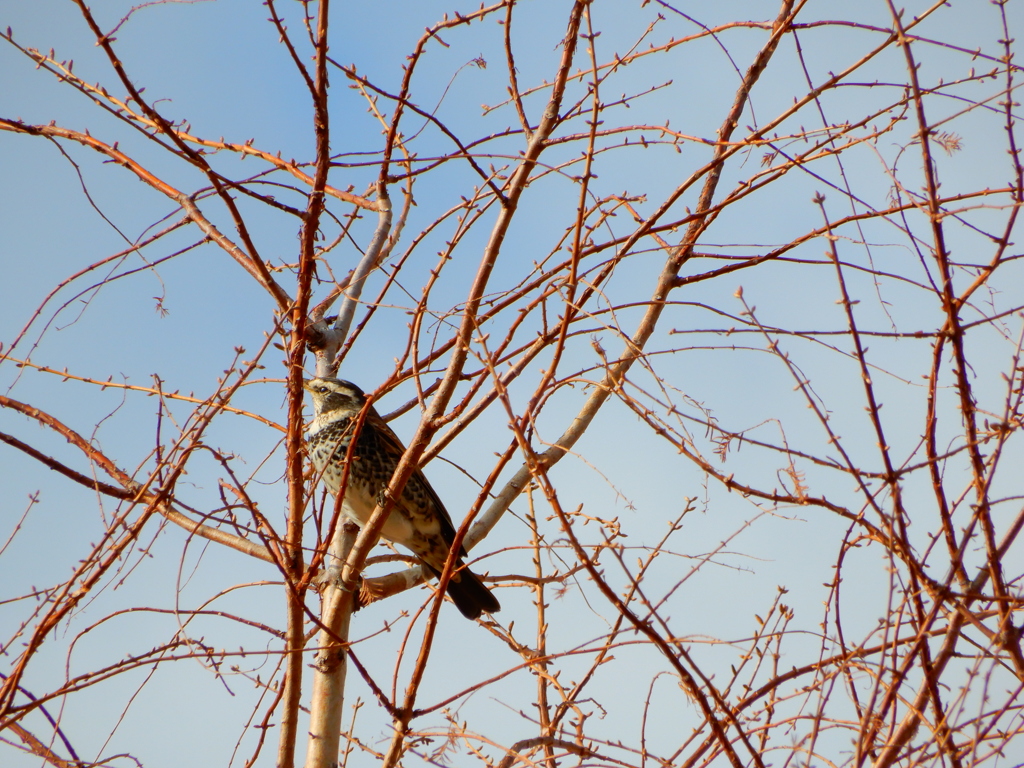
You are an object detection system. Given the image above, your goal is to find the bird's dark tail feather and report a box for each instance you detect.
[443,565,500,620]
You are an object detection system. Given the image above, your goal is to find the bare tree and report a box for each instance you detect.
[2,1,1023,766]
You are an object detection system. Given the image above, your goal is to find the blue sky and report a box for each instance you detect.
[3,1,1024,766]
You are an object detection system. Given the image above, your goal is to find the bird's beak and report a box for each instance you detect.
[301,379,313,392]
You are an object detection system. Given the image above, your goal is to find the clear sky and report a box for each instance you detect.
[2,1,1023,766]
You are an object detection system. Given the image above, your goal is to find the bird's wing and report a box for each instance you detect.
[373,416,465,558]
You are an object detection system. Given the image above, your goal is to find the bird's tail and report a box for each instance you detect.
[443,565,500,620]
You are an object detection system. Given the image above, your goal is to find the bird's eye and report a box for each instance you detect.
[317,386,329,394]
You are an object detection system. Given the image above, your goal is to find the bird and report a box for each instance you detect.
[303,377,500,620]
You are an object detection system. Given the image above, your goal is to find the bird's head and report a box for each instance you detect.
[303,377,366,417]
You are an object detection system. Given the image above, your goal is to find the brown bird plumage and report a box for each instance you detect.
[304,377,500,619]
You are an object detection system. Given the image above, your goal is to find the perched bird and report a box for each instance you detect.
[303,377,500,620]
